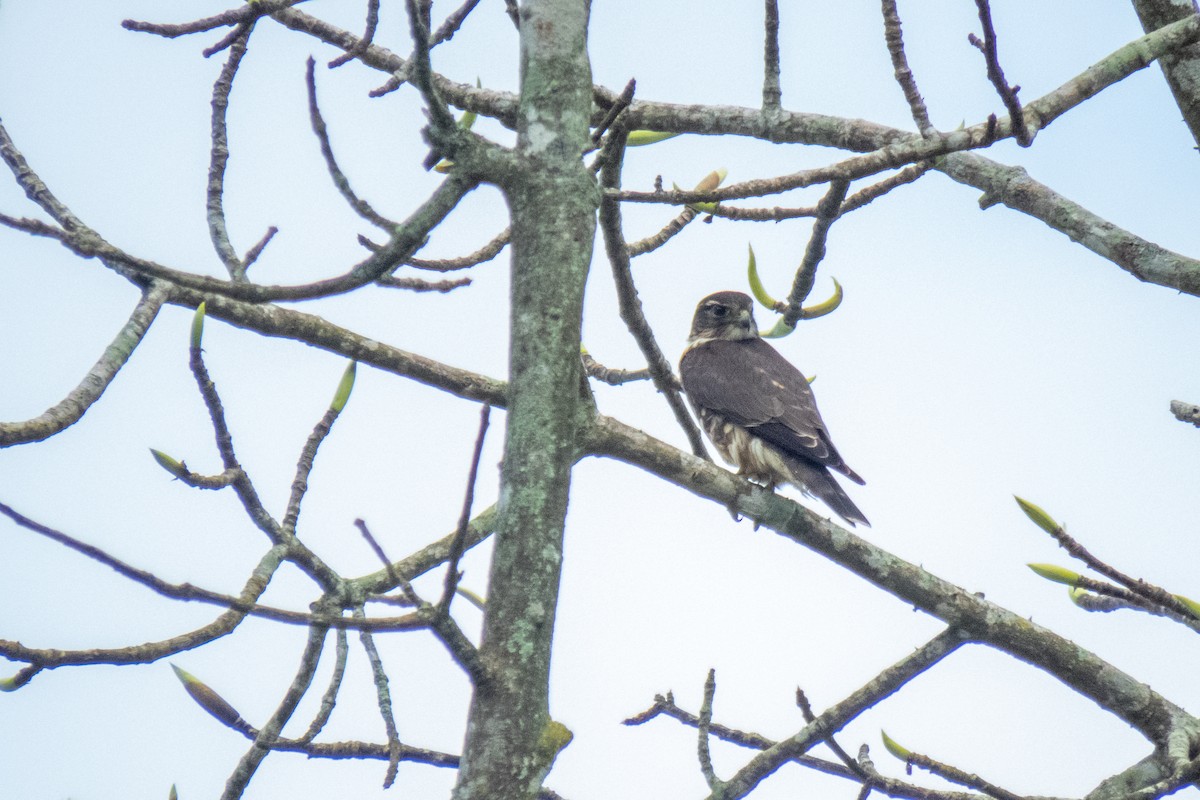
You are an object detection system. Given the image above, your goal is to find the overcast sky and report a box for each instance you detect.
[3,2,1200,799]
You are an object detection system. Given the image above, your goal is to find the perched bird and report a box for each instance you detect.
[679,291,869,527]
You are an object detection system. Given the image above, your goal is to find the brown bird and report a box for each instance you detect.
[679,291,869,527]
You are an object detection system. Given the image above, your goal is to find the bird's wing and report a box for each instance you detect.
[681,339,862,482]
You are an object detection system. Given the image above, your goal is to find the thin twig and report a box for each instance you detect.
[431,0,483,46]
[241,226,278,271]
[841,162,933,213]
[969,0,1032,146]
[206,23,253,281]
[796,687,866,778]
[581,352,652,386]
[306,57,398,230]
[439,404,492,612]
[122,1,309,40]
[596,132,709,458]
[762,0,782,110]
[298,627,349,743]
[592,79,636,146]
[329,0,380,68]
[354,605,404,787]
[904,749,1024,800]
[626,208,699,256]
[221,622,330,800]
[404,0,458,169]
[407,227,510,271]
[698,669,723,791]
[375,275,472,292]
[782,179,849,328]
[881,0,935,135]
[0,281,169,446]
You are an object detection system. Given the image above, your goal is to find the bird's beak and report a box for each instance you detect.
[736,308,753,331]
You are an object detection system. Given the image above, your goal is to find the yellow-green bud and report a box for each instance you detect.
[1173,593,1200,619]
[190,302,206,350]
[169,784,178,800]
[626,130,679,146]
[330,361,357,413]
[1014,496,1061,534]
[799,278,843,320]
[0,675,18,692]
[150,449,187,479]
[1028,563,1082,586]
[171,664,251,732]
[880,729,911,760]
[746,244,778,309]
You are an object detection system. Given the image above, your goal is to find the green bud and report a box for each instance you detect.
[169,785,178,800]
[746,244,778,309]
[799,278,844,320]
[626,130,679,146]
[330,361,358,413]
[171,664,251,732]
[1068,586,1090,606]
[0,675,18,692]
[190,302,206,350]
[1028,562,1082,586]
[1014,496,1061,534]
[760,317,795,339]
[1173,593,1200,619]
[880,729,911,760]
[150,449,187,479]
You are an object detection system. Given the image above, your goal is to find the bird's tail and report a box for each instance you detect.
[786,456,870,528]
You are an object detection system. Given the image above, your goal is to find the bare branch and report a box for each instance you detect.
[968,0,1032,146]
[122,1,310,40]
[431,0,484,47]
[881,0,935,135]
[596,134,709,458]
[782,179,849,329]
[1171,399,1200,428]
[581,351,652,386]
[0,282,169,446]
[762,0,782,111]
[406,227,510,271]
[305,57,398,231]
[375,274,472,292]
[353,605,404,788]
[207,23,254,280]
[221,621,329,800]
[439,404,492,611]
[329,0,380,68]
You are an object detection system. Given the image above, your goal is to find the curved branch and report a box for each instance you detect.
[0,282,169,447]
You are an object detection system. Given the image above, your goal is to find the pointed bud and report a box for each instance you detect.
[330,361,358,413]
[1028,562,1082,586]
[1014,496,1061,534]
[746,244,778,309]
[169,785,178,800]
[171,664,252,733]
[1068,586,1090,606]
[692,168,727,194]
[626,130,679,147]
[761,317,796,339]
[190,302,206,350]
[1173,593,1200,619]
[433,159,456,173]
[150,449,187,479]
[799,278,844,320]
[455,586,487,610]
[880,730,911,760]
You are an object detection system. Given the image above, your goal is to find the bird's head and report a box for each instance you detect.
[688,291,758,343]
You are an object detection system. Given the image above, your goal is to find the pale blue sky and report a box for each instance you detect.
[2,2,1199,798]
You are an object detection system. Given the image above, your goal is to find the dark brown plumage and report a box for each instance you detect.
[680,291,869,527]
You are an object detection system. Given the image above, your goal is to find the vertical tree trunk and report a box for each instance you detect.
[452,1,596,798]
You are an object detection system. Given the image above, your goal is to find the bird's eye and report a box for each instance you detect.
[710,304,728,318]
